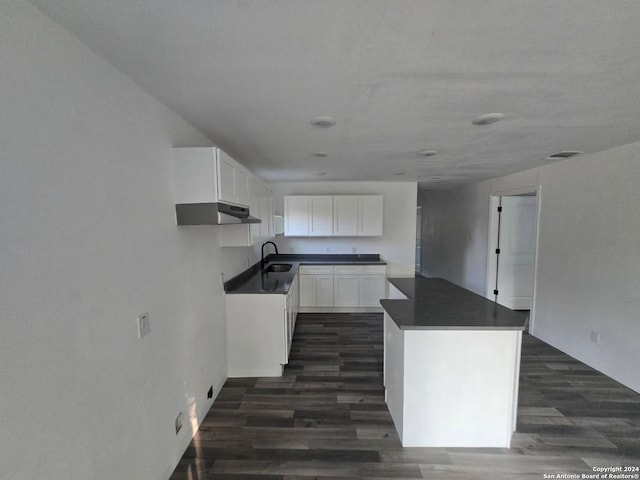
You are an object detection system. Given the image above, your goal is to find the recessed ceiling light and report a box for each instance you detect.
[547,151,584,159]
[310,116,336,128]
[419,149,438,157]
[472,113,504,125]
[394,172,407,176]
[311,152,328,157]
[316,172,327,176]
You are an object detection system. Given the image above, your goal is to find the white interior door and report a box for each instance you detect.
[496,196,537,310]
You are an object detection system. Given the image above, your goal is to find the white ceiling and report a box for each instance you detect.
[28,0,640,189]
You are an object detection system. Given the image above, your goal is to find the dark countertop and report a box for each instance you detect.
[380,277,527,331]
[224,254,387,294]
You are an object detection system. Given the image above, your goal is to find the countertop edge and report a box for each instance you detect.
[224,254,387,295]
[381,278,527,332]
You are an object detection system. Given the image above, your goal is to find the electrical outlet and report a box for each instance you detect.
[137,313,150,339]
[326,247,331,253]
[175,412,183,435]
[590,330,601,344]
[352,247,357,254]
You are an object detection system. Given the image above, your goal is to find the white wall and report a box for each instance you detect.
[418,144,640,393]
[0,2,258,478]
[271,182,417,276]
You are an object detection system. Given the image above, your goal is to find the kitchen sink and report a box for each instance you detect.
[265,263,292,273]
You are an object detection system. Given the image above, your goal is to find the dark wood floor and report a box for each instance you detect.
[170,313,640,479]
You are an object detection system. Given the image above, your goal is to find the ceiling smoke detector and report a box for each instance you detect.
[472,113,504,125]
[547,151,584,159]
[310,116,336,128]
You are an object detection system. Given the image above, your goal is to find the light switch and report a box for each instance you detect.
[137,313,150,339]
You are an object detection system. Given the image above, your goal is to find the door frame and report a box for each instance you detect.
[415,205,423,274]
[485,185,542,333]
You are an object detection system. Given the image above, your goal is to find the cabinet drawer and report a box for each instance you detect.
[300,265,334,275]
[334,265,386,275]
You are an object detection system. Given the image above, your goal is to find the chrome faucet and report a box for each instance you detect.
[261,241,279,268]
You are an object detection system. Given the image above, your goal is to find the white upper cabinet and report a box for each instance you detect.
[218,149,251,207]
[267,188,275,237]
[174,147,274,246]
[172,147,219,203]
[333,196,359,236]
[284,194,382,237]
[217,150,237,203]
[284,196,335,237]
[260,183,275,239]
[173,147,252,208]
[235,168,250,206]
[284,196,310,236]
[249,177,261,244]
[358,195,384,236]
[309,196,333,236]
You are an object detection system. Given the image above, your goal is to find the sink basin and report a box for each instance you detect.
[265,263,292,273]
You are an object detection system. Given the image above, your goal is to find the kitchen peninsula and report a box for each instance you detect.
[380,277,527,448]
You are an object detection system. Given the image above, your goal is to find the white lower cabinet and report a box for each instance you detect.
[360,274,387,307]
[333,274,361,307]
[300,264,385,311]
[299,266,334,307]
[334,265,386,308]
[225,273,298,377]
[316,276,334,306]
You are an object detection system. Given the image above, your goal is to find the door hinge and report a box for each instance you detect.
[493,289,499,295]
[497,206,502,212]
[495,248,501,254]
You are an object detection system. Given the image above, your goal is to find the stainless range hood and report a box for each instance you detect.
[175,202,261,225]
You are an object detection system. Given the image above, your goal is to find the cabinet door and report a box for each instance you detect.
[260,184,271,238]
[267,187,275,237]
[284,196,309,236]
[333,275,360,307]
[359,195,383,236]
[249,178,261,244]
[333,196,359,236]
[172,147,218,203]
[217,150,237,203]
[316,275,334,307]
[360,275,386,307]
[235,168,250,206]
[309,196,333,236]
[299,275,317,307]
